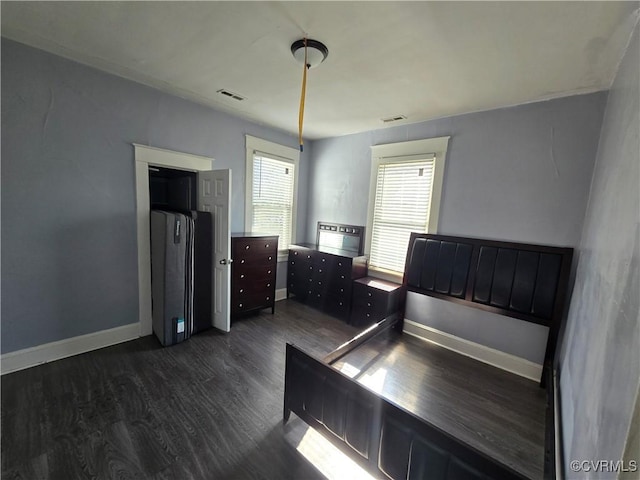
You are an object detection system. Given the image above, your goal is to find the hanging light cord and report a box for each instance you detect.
[298,38,308,152]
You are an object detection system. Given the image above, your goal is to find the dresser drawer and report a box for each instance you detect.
[327,276,352,297]
[334,258,353,277]
[288,266,313,289]
[233,237,277,256]
[311,263,333,282]
[233,264,275,284]
[288,257,311,273]
[306,288,326,309]
[232,291,274,313]
[289,249,314,262]
[352,283,388,310]
[324,295,351,321]
[234,250,277,266]
[350,309,378,327]
[350,277,404,327]
[233,237,277,267]
[288,278,309,299]
[233,277,275,296]
[313,252,336,269]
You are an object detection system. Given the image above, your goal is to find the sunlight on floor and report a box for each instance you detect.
[338,362,361,378]
[296,427,377,480]
[359,367,388,393]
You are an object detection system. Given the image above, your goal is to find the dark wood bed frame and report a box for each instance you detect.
[284,233,573,480]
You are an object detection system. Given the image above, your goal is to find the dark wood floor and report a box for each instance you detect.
[332,331,546,479]
[2,300,361,480]
[2,299,545,479]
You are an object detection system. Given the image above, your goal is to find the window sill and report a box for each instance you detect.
[366,266,403,284]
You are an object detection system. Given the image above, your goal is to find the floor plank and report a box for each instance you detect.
[2,300,545,479]
[2,300,357,480]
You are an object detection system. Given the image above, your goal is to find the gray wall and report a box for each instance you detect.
[308,93,606,362]
[559,24,639,478]
[307,94,606,246]
[1,39,308,353]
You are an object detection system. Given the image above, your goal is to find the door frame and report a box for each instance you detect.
[134,144,214,337]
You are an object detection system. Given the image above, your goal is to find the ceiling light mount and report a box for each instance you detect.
[291,39,329,69]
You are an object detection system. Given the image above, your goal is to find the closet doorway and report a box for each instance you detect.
[134,144,232,337]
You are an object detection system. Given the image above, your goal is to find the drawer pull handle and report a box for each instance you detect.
[245,245,250,250]
[341,275,345,279]
[366,313,370,317]
[307,255,311,259]
[267,283,271,287]
[240,274,245,279]
[339,301,343,306]
[266,296,270,300]
[317,294,321,298]
[318,281,322,285]
[368,292,372,297]
[239,303,243,308]
[265,244,270,248]
[340,288,344,293]
[322,258,326,262]
[338,262,342,266]
[268,256,272,260]
[367,302,371,307]
[319,269,323,273]
[240,289,244,293]
[241,259,245,264]
[268,270,272,274]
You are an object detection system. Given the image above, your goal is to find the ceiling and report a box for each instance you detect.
[2,2,638,139]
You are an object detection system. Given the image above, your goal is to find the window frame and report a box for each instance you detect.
[245,135,300,262]
[365,136,450,282]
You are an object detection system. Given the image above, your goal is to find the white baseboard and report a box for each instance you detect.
[1,323,140,375]
[403,319,543,382]
[275,288,287,302]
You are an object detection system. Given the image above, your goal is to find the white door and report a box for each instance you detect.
[198,169,232,332]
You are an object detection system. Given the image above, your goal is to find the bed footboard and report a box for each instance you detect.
[284,342,527,480]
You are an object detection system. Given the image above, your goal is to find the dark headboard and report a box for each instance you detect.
[403,233,573,373]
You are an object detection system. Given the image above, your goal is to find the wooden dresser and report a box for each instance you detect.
[231,233,278,317]
[287,243,367,321]
[351,277,404,327]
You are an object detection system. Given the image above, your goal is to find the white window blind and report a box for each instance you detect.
[251,153,295,249]
[370,158,435,274]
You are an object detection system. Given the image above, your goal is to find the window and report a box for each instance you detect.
[366,137,449,280]
[245,136,299,260]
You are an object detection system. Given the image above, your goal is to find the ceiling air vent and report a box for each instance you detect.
[217,89,246,101]
[381,115,407,123]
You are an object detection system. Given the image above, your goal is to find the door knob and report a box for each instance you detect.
[219,258,233,265]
